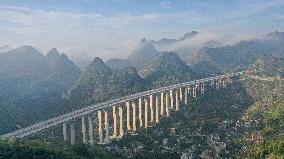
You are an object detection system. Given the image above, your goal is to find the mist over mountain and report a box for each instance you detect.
[193,31,284,73]
[106,58,130,71]
[0,45,11,53]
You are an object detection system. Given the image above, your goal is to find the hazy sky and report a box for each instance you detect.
[0,0,283,59]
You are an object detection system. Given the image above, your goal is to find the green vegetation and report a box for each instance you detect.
[0,140,122,159]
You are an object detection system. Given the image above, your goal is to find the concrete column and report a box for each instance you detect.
[112,106,117,138]
[175,90,179,111]
[139,98,143,127]
[219,79,222,88]
[104,111,109,143]
[88,116,94,145]
[63,122,67,142]
[150,95,154,122]
[70,122,75,145]
[132,101,137,132]
[119,107,124,137]
[184,87,188,105]
[126,102,131,131]
[144,98,148,128]
[170,90,174,109]
[160,92,164,115]
[81,116,87,144]
[216,81,220,91]
[210,80,214,88]
[165,92,169,116]
[155,95,159,123]
[98,111,103,143]
[223,78,226,88]
[179,88,183,100]
[201,82,205,94]
[193,86,197,98]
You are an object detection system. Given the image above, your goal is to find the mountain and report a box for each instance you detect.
[192,31,284,73]
[106,58,130,70]
[142,52,193,88]
[63,50,91,71]
[0,46,81,134]
[126,41,159,70]
[69,57,146,108]
[152,31,198,46]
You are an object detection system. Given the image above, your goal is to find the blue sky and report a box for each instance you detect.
[0,0,283,59]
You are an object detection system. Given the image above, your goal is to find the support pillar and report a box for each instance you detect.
[63,122,67,142]
[201,82,205,94]
[81,116,87,144]
[170,90,174,109]
[132,101,137,132]
[165,92,169,116]
[184,87,188,105]
[193,86,197,98]
[179,88,183,100]
[104,111,109,143]
[155,95,159,123]
[139,98,143,127]
[144,98,148,128]
[175,90,179,111]
[150,95,154,122]
[126,102,131,131]
[216,80,220,91]
[119,107,124,137]
[210,79,214,88]
[223,78,226,88]
[160,92,164,115]
[112,106,117,138]
[88,116,94,145]
[70,122,75,145]
[98,111,103,143]
[219,79,222,88]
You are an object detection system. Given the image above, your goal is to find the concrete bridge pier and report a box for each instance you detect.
[193,86,197,98]
[126,102,131,131]
[70,122,75,145]
[81,116,87,144]
[165,92,169,116]
[112,106,117,138]
[218,79,222,88]
[216,80,220,91]
[150,95,154,122]
[104,111,109,143]
[63,122,68,142]
[139,98,143,127]
[210,79,214,88]
[132,101,137,132]
[88,116,94,145]
[144,98,148,128]
[222,78,227,88]
[179,88,183,100]
[119,107,124,138]
[155,95,159,123]
[175,89,179,111]
[201,82,205,94]
[160,92,164,116]
[170,90,174,109]
[184,87,188,105]
[98,111,103,144]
